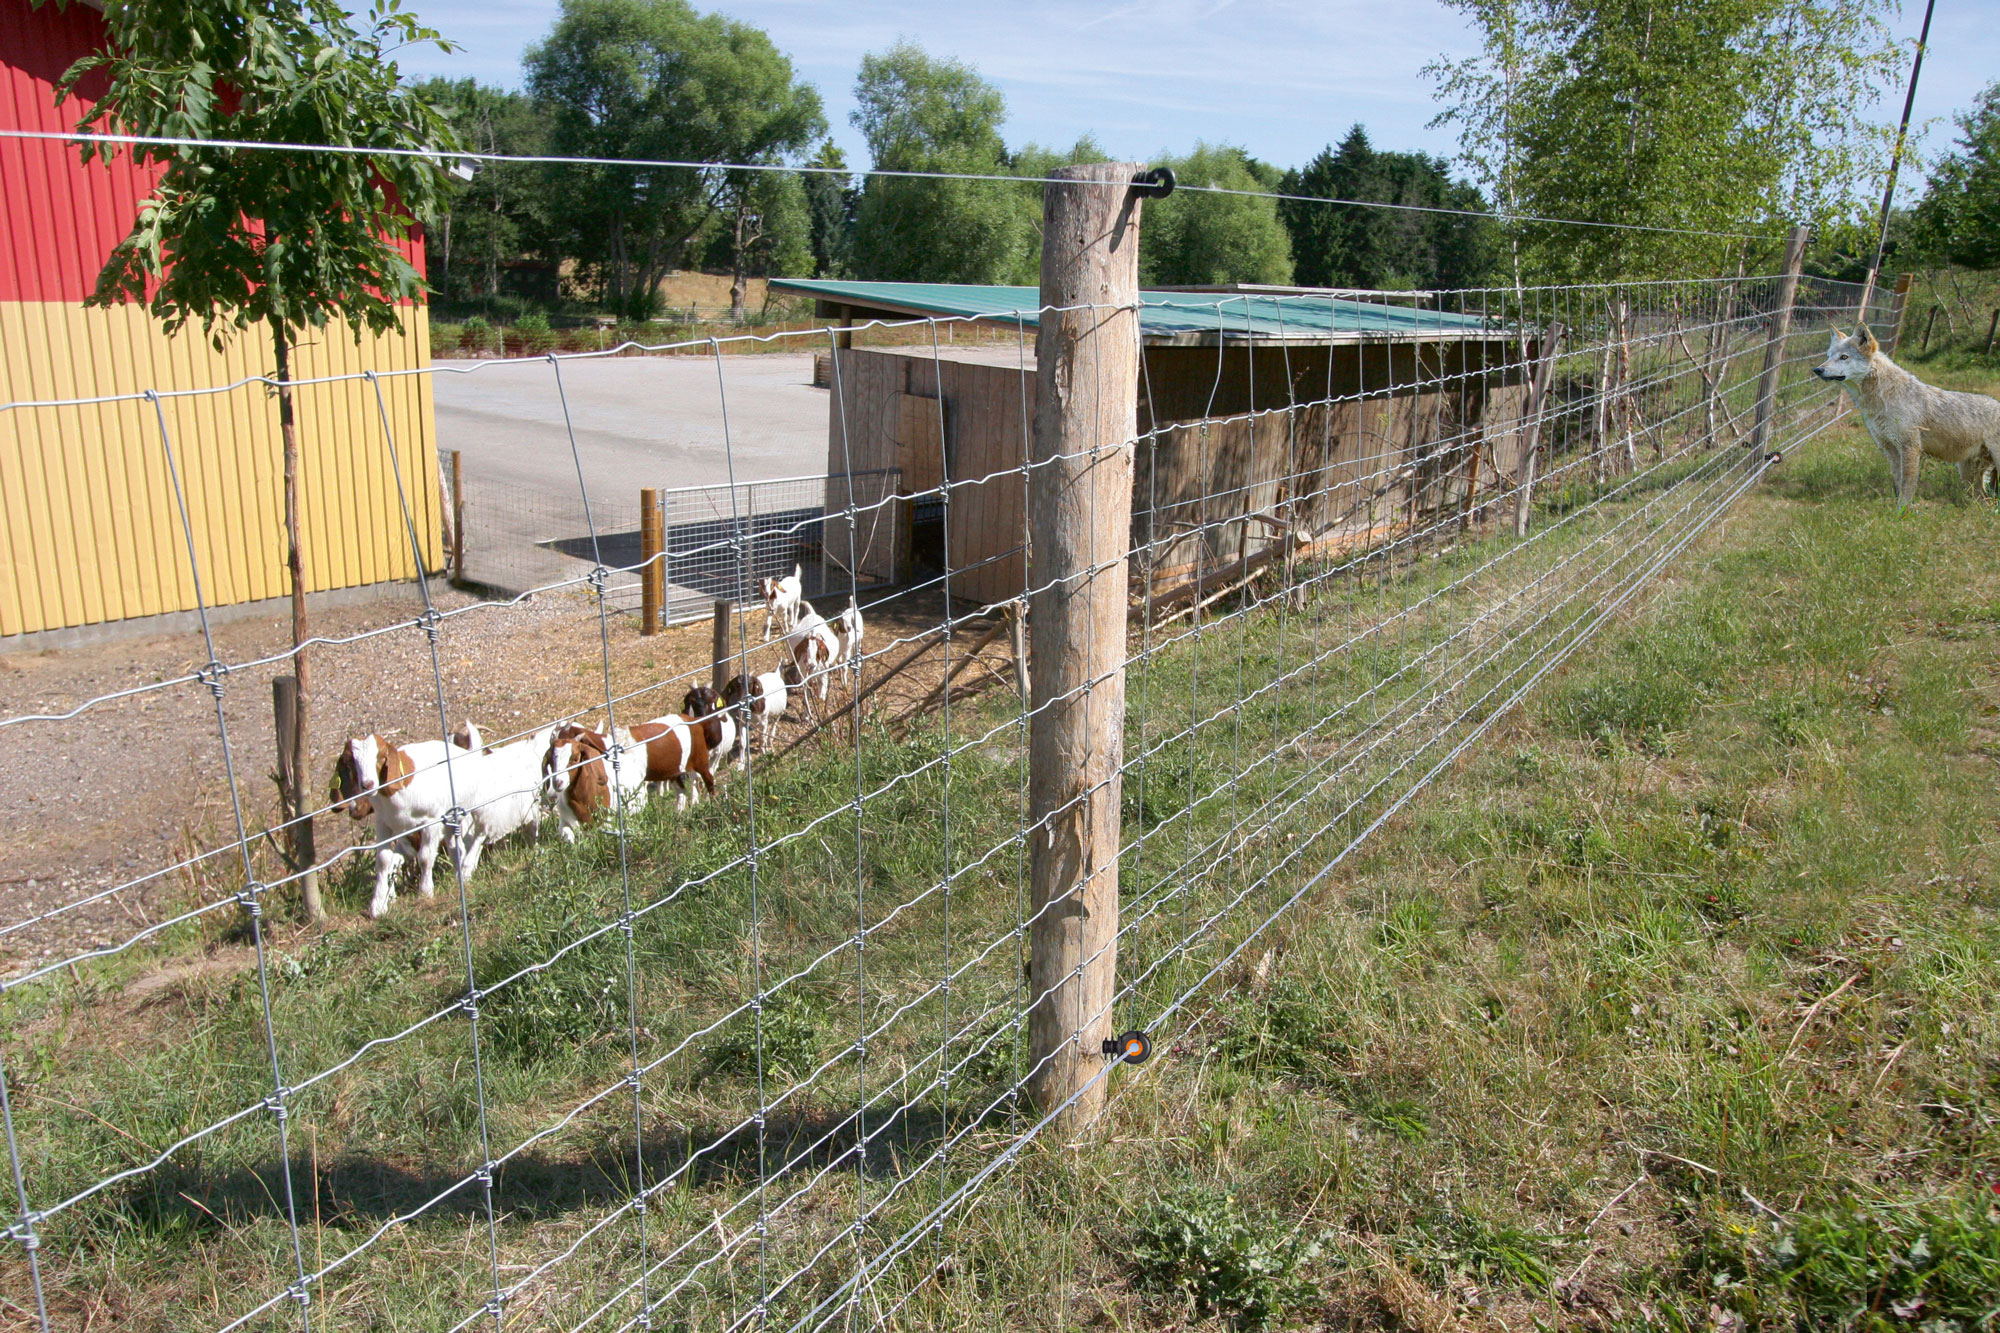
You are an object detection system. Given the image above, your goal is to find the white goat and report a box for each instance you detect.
[447,722,556,877]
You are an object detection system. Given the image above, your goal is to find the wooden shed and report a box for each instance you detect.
[1,0,442,641]
[773,279,1535,607]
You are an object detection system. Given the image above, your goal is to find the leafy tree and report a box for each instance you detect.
[1279,124,1497,289]
[1431,0,1903,282]
[55,0,461,922]
[1138,143,1292,287]
[696,169,814,300]
[801,140,856,277]
[525,0,823,315]
[848,42,1031,283]
[1909,82,2000,269]
[415,78,554,308]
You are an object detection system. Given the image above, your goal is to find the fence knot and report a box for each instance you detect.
[197,660,230,699]
[589,565,610,602]
[286,1281,312,1308]
[418,607,443,644]
[441,807,468,837]
[475,1163,496,1189]
[263,1091,290,1120]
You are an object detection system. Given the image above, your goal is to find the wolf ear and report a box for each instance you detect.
[1855,324,1879,355]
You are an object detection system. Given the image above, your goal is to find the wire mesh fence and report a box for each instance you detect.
[0,251,1896,1331]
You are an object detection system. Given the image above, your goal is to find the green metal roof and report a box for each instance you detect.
[769,278,1502,346]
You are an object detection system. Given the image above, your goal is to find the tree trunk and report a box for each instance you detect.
[730,190,750,322]
[273,324,323,924]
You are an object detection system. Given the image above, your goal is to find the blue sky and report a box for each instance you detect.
[394,0,2000,192]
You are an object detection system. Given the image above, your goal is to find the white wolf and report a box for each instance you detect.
[1812,325,2000,507]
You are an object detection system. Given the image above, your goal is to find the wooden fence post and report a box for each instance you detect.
[1985,309,1999,358]
[1885,272,1915,354]
[1511,320,1563,538]
[273,676,322,923]
[1749,225,1810,454]
[711,598,733,693]
[639,487,663,635]
[1920,305,1939,354]
[1026,161,1146,1132]
[448,449,464,584]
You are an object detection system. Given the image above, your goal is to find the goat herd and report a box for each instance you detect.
[328,566,864,920]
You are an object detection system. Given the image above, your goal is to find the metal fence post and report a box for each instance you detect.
[639,487,663,635]
[1749,224,1809,454]
[1026,161,1146,1132]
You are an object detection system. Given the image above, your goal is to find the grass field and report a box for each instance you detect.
[4,377,1998,1331]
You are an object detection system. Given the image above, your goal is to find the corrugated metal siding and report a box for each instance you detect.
[1,0,442,638]
[0,304,441,637]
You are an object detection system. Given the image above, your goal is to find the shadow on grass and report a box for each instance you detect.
[112,1097,974,1238]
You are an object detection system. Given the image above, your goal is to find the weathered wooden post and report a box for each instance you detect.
[639,487,663,636]
[1749,225,1810,454]
[1920,305,1940,354]
[1026,161,1149,1132]
[1885,272,1915,354]
[711,598,733,693]
[1984,309,1999,358]
[449,449,465,585]
[272,676,322,923]
[1511,320,1564,538]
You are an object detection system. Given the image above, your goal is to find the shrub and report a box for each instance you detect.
[1131,1185,1324,1329]
[515,311,557,354]
[458,315,493,354]
[1702,1197,2000,1330]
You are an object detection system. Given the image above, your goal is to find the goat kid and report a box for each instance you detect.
[540,724,650,843]
[761,563,804,640]
[447,722,557,876]
[630,712,717,811]
[784,600,841,703]
[831,598,865,673]
[723,667,791,750]
[681,685,743,771]
[332,731,475,918]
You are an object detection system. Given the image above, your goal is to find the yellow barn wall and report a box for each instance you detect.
[0,303,440,637]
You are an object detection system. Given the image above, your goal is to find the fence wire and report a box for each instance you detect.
[0,272,1894,1331]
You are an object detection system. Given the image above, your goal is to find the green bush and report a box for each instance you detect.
[699,986,825,1085]
[1130,1185,1324,1329]
[515,312,557,353]
[458,315,494,354]
[1703,1197,2000,1330]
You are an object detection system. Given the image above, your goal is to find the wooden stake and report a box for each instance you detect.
[1885,272,1915,355]
[1512,320,1564,538]
[448,448,464,584]
[1985,308,1999,358]
[1749,224,1810,454]
[710,599,733,693]
[1026,161,1145,1132]
[1920,305,1939,354]
[639,488,663,635]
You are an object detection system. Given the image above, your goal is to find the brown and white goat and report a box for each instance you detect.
[332,731,476,917]
[630,712,716,811]
[540,724,650,842]
[681,684,743,771]
[723,667,792,750]
[761,563,804,639]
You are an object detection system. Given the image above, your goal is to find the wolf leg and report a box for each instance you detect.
[1898,435,1924,509]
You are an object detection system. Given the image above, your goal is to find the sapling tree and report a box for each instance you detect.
[56,0,460,921]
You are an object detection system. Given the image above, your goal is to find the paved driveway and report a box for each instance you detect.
[431,352,833,594]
